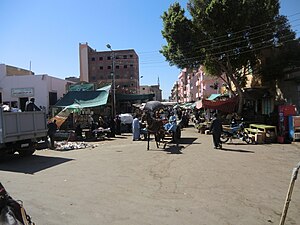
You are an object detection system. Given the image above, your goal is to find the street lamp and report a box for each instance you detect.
[106,44,116,117]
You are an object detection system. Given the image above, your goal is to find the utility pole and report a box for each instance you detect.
[106,44,116,117]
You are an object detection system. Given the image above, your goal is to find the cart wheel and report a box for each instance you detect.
[220,133,229,143]
[243,133,252,144]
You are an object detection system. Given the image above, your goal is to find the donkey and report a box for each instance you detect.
[142,112,165,150]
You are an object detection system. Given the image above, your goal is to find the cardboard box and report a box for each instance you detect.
[255,133,264,144]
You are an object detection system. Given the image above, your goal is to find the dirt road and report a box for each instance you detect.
[1,126,300,225]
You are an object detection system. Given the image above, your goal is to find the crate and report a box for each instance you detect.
[255,133,264,144]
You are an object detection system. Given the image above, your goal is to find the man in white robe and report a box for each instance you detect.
[132,116,140,141]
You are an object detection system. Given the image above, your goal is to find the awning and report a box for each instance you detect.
[97,84,111,92]
[54,90,109,109]
[207,94,221,100]
[202,97,238,113]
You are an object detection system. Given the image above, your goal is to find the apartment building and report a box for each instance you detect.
[79,43,140,94]
[171,66,225,103]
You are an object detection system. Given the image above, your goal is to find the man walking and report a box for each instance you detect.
[47,120,57,149]
[209,113,223,149]
[132,115,140,141]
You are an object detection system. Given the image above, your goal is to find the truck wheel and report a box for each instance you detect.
[18,148,35,156]
[16,141,36,157]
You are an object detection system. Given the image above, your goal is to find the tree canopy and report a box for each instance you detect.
[160,0,299,113]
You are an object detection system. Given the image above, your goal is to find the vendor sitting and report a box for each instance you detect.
[164,113,177,133]
[75,124,83,140]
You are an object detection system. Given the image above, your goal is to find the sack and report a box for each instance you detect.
[0,183,35,225]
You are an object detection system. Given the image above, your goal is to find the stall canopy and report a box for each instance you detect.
[202,96,238,113]
[54,90,109,109]
[207,94,221,100]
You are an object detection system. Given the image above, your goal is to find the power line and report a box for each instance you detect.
[137,13,300,56]
[138,27,300,66]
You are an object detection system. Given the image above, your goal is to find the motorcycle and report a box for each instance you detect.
[220,121,252,144]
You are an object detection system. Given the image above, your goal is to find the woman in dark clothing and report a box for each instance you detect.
[115,115,121,135]
[209,113,223,149]
[108,116,116,137]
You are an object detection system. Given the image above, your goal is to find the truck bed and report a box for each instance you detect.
[0,110,48,143]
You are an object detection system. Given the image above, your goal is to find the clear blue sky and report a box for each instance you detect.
[0,0,299,99]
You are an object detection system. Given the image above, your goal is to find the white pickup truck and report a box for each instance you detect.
[0,109,48,157]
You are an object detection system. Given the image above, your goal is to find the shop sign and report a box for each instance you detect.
[69,83,94,91]
[11,88,34,97]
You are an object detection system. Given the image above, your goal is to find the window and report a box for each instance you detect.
[108,66,111,69]
[116,65,120,69]
[91,57,95,61]
[100,66,103,70]
[130,64,133,67]
[131,83,134,86]
[130,55,133,58]
[107,56,111,60]
[99,57,103,60]
[124,65,127,69]
[123,55,127,59]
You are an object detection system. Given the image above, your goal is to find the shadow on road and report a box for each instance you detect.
[0,155,74,174]
[163,145,183,154]
[220,148,254,153]
[178,138,198,145]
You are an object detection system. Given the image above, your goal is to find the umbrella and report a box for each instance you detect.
[143,101,164,111]
[119,113,133,124]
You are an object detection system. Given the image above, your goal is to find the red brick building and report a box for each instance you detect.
[79,43,140,94]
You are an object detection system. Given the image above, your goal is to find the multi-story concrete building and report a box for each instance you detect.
[79,43,140,94]
[171,66,225,103]
[140,85,162,101]
[0,64,73,113]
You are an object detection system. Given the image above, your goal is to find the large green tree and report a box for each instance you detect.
[161,0,298,113]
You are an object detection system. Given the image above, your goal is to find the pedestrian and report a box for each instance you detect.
[75,124,83,140]
[132,115,140,141]
[108,116,116,137]
[26,98,41,111]
[47,120,57,149]
[209,113,223,149]
[115,115,121,135]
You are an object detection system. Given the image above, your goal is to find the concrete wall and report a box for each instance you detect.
[0,72,72,113]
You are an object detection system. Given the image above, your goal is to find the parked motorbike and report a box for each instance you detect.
[220,121,252,144]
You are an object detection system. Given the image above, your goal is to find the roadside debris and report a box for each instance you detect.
[54,141,98,151]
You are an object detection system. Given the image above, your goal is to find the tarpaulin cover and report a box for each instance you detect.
[54,90,109,108]
[207,94,221,100]
[202,97,238,113]
[97,84,111,92]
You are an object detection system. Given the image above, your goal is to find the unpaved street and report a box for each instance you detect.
[1,126,300,225]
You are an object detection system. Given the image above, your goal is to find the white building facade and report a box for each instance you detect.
[0,64,74,113]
